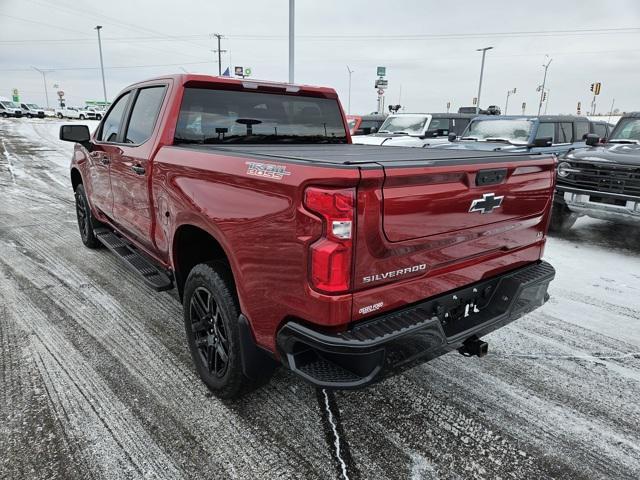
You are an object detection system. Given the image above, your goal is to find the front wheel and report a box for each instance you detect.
[96,114,102,120]
[183,263,257,399]
[57,113,63,119]
[74,184,101,248]
[79,114,85,120]
[549,200,578,233]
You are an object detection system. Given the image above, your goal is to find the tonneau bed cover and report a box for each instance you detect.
[178,144,543,166]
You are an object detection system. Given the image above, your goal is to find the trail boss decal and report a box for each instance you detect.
[362,264,427,284]
[245,161,291,180]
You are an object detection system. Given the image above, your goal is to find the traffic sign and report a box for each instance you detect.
[377,66,386,77]
[375,79,388,89]
[244,67,252,77]
[472,97,477,105]
[57,90,64,98]
[12,88,19,102]
[234,66,244,76]
[577,101,582,115]
[377,89,385,95]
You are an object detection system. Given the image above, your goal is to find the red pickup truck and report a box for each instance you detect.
[60,74,556,398]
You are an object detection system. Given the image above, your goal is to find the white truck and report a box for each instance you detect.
[351,113,475,147]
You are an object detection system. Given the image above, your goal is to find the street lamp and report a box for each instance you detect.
[475,46,493,114]
[32,66,53,108]
[504,87,516,115]
[537,56,552,116]
[346,65,354,115]
[95,26,107,104]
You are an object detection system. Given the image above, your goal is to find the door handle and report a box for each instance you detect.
[131,165,145,175]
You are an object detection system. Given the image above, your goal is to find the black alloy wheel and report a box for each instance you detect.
[74,184,100,248]
[189,286,230,379]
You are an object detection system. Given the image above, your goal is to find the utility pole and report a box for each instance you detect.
[504,87,516,115]
[346,65,354,115]
[95,26,107,104]
[475,46,493,114]
[537,56,552,116]
[212,33,226,76]
[289,0,295,83]
[32,66,53,108]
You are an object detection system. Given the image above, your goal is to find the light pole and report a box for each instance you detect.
[544,89,550,114]
[32,66,53,108]
[504,88,516,115]
[288,0,295,83]
[475,46,493,114]
[537,56,552,116]
[95,26,107,104]
[346,65,354,114]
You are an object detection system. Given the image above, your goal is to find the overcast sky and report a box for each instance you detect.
[1,0,638,115]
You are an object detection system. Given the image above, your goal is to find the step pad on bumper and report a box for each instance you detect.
[278,260,555,389]
[94,228,173,291]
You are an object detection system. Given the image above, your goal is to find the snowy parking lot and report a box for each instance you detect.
[1,118,639,479]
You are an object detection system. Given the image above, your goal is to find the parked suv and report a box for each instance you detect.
[433,115,591,155]
[352,113,474,146]
[551,112,640,231]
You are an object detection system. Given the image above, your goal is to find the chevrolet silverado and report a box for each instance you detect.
[59,74,556,398]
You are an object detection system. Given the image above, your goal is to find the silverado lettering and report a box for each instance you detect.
[363,264,427,283]
[60,74,556,399]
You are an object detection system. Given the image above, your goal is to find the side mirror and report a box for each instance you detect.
[531,137,552,147]
[448,133,457,142]
[584,133,600,146]
[60,125,90,145]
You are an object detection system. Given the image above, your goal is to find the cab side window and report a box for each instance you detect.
[535,122,555,143]
[124,86,166,144]
[557,122,573,143]
[99,92,131,142]
[574,121,589,141]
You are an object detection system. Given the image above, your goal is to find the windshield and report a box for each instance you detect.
[463,119,533,144]
[609,118,640,143]
[2,101,20,108]
[378,115,429,135]
[174,88,347,144]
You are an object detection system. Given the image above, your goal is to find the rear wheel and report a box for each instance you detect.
[1,112,8,118]
[74,184,101,248]
[26,113,33,118]
[183,263,255,399]
[57,113,63,119]
[549,200,578,233]
[79,114,85,120]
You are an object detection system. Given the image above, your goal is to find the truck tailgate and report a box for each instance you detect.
[381,159,553,242]
[351,153,556,321]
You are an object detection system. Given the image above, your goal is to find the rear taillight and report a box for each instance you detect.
[304,187,355,293]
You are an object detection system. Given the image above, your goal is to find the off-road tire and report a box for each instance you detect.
[74,184,101,248]
[183,262,255,399]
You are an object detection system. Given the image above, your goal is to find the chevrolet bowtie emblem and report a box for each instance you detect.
[469,193,504,214]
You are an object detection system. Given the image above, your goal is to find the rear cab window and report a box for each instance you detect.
[174,88,347,144]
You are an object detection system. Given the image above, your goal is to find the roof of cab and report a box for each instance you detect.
[125,73,338,97]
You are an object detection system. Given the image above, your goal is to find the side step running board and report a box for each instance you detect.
[94,228,173,291]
